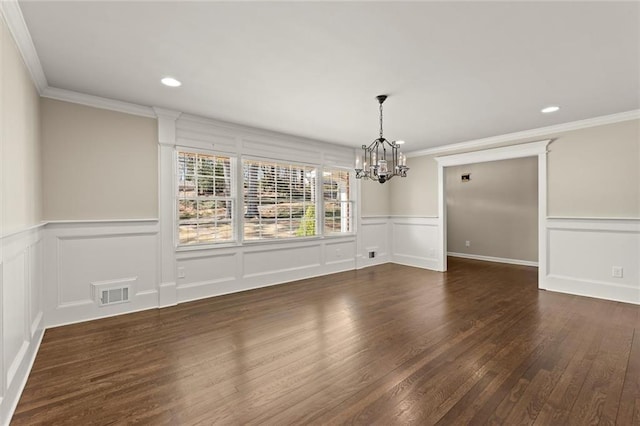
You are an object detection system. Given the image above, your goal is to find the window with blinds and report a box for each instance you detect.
[243,159,317,240]
[177,151,234,245]
[323,169,353,235]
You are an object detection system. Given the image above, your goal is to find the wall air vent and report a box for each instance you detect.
[100,287,129,306]
[91,277,136,307]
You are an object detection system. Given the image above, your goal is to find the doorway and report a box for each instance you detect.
[445,157,538,266]
[435,140,550,289]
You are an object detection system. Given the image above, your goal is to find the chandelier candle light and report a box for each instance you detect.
[355,95,409,183]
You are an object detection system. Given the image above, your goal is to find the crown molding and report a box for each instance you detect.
[408,109,640,158]
[42,87,156,118]
[0,0,48,93]
[435,139,550,167]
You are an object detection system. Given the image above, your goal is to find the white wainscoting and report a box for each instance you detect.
[176,237,356,304]
[390,216,440,270]
[357,216,440,271]
[545,218,640,305]
[0,224,45,426]
[44,220,160,328]
[357,216,390,269]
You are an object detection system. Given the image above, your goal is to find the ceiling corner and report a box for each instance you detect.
[0,0,48,93]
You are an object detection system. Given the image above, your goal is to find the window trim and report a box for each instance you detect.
[174,149,355,251]
[175,147,237,247]
[322,166,355,237]
[240,156,320,243]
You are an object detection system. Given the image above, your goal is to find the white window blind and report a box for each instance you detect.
[177,151,234,245]
[323,169,353,235]
[243,159,317,240]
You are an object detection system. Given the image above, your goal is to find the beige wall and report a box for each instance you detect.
[1,16,42,234]
[548,120,639,218]
[446,157,538,262]
[360,179,390,216]
[41,98,158,220]
[396,118,640,222]
[389,155,438,216]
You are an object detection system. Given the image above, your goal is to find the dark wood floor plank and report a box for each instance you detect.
[616,329,640,425]
[11,258,640,425]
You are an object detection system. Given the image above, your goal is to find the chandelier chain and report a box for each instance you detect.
[379,102,384,139]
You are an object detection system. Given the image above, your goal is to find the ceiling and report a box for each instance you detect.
[19,1,640,151]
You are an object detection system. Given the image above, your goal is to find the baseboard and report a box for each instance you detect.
[545,274,639,305]
[46,291,160,329]
[355,253,390,269]
[392,253,440,271]
[448,252,538,267]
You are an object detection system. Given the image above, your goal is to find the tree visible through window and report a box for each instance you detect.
[177,151,234,245]
[243,159,316,240]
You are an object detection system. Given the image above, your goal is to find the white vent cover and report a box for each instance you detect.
[91,277,136,307]
[100,287,129,306]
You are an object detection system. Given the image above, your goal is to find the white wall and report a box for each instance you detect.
[0,13,44,426]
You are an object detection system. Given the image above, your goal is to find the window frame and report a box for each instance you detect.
[174,148,356,250]
[322,167,355,237]
[240,156,320,243]
[175,147,238,248]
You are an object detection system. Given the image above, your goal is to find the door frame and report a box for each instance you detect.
[434,140,550,289]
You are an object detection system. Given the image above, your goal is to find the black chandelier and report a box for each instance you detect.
[355,95,408,184]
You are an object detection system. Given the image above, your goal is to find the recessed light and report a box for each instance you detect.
[541,105,560,114]
[161,77,182,87]
[395,140,405,145]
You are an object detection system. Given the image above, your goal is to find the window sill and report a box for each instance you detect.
[175,234,356,253]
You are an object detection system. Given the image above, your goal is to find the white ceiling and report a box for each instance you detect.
[19,1,640,151]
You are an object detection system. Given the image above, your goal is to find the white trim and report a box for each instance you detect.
[178,113,351,153]
[547,216,640,221]
[0,0,47,93]
[435,140,550,289]
[448,252,538,267]
[435,140,551,166]
[0,222,47,240]
[46,219,159,226]
[545,276,639,306]
[408,110,640,157]
[546,217,640,232]
[46,304,160,330]
[42,87,156,118]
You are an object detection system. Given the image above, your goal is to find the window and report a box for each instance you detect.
[177,151,234,245]
[243,159,316,240]
[323,169,353,235]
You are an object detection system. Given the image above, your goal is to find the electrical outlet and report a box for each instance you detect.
[177,267,186,278]
[335,248,342,258]
[369,251,376,259]
[465,240,471,247]
[612,266,623,278]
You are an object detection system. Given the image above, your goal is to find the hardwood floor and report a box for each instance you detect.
[13,258,640,425]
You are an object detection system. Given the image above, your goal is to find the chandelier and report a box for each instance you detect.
[355,95,409,184]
